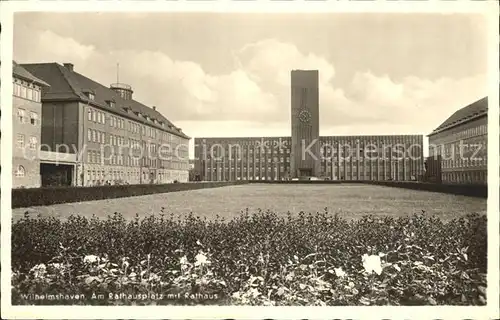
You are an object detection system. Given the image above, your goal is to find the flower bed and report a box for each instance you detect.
[12,210,487,306]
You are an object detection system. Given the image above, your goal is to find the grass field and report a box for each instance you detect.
[12,183,486,222]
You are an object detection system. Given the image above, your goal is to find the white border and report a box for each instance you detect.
[1,1,499,319]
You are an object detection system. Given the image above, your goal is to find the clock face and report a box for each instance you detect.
[298,109,312,123]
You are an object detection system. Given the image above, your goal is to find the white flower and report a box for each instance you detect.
[334,267,346,277]
[48,263,63,270]
[231,292,241,299]
[194,252,211,266]
[394,264,401,272]
[258,253,265,264]
[30,264,47,278]
[249,288,260,298]
[362,254,383,275]
[83,255,100,264]
[180,255,189,265]
[149,273,161,282]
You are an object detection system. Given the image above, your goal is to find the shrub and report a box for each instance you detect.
[11,181,248,208]
[11,210,487,306]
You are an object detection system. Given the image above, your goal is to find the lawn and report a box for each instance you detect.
[12,183,486,222]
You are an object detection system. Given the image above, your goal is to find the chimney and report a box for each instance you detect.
[152,106,156,111]
[63,63,74,72]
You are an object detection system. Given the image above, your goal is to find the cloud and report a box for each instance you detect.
[14,27,488,141]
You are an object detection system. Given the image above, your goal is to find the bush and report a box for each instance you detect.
[11,181,248,208]
[11,210,487,306]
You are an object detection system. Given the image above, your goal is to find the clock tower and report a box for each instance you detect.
[290,70,320,179]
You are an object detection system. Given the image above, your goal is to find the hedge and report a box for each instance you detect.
[12,210,487,305]
[11,181,248,208]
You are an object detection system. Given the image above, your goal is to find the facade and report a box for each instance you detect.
[22,62,190,187]
[427,97,488,185]
[194,70,424,182]
[12,62,49,188]
[194,135,423,182]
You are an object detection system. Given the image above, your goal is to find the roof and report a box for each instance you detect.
[21,62,189,139]
[429,97,488,136]
[13,61,50,87]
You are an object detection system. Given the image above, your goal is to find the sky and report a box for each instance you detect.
[13,12,488,156]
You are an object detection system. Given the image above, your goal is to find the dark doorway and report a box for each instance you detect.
[298,168,313,177]
[40,163,74,187]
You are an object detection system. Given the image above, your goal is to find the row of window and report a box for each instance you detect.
[86,169,185,185]
[206,148,421,157]
[13,79,41,102]
[87,107,130,130]
[206,165,416,173]
[208,148,292,155]
[16,134,38,150]
[202,139,421,149]
[86,150,188,170]
[16,109,39,125]
[209,176,412,181]
[442,170,487,184]
[86,129,186,155]
[433,124,487,145]
[204,157,422,164]
[88,108,107,125]
[442,158,487,169]
[87,129,107,144]
[110,134,126,147]
[87,107,185,144]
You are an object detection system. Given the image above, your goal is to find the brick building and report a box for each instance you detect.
[194,70,424,182]
[427,97,488,185]
[22,62,190,187]
[12,61,49,188]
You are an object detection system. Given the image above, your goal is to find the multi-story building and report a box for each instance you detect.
[194,70,424,182]
[22,62,190,187]
[12,61,50,188]
[427,97,488,185]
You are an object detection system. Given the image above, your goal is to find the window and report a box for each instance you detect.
[21,85,27,99]
[13,83,21,96]
[17,108,26,123]
[97,112,101,124]
[92,130,97,142]
[88,109,92,121]
[101,132,106,144]
[33,89,40,102]
[29,136,37,150]
[30,112,38,125]
[88,129,92,141]
[15,165,26,177]
[92,110,97,122]
[102,113,106,125]
[17,134,25,148]
[27,88,33,101]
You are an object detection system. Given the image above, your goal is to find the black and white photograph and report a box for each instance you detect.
[1,1,499,319]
